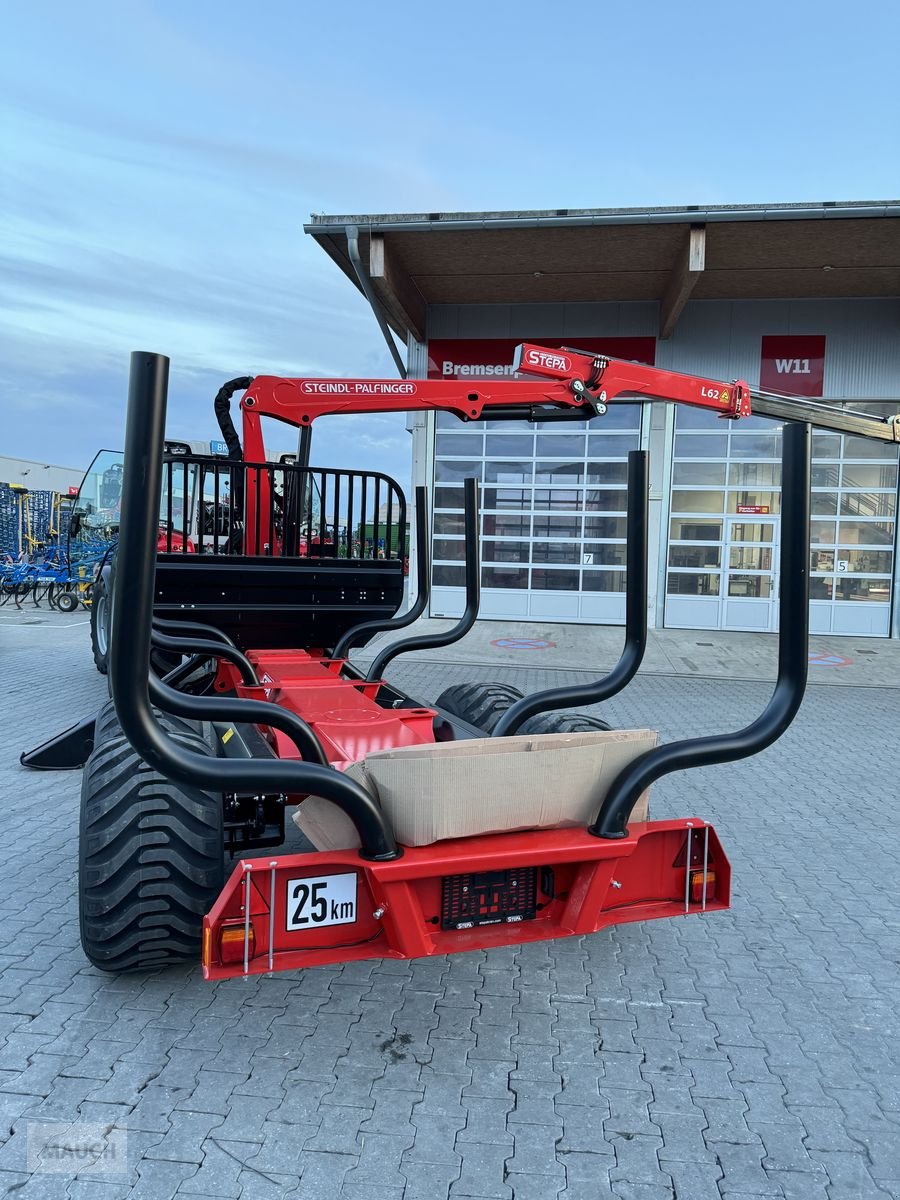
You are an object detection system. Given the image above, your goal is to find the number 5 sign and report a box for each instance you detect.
[760,335,826,397]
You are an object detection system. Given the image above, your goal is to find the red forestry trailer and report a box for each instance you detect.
[27,345,898,979]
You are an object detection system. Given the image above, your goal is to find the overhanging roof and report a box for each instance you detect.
[304,201,900,342]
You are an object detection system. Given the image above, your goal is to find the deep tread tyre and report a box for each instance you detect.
[56,590,79,613]
[517,711,613,735]
[79,733,225,972]
[91,575,111,674]
[434,681,525,734]
[92,698,205,752]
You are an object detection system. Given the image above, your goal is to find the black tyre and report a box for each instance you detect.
[434,681,525,734]
[79,732,225,972]
[56,590,79,613]
[517,711,613,735]
[92,697,206,752]
[91,574,111,674]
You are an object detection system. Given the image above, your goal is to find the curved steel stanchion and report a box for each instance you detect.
[591,421,811,839]
[151,629,259,687]
[153,616,239,650]
[492,450,648,737]
[110,352,401,861]
[365,476,480,683]
[333,487,431,662]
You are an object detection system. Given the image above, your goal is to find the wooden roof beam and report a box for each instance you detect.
[368,234,427,342]
[659,225,706,339]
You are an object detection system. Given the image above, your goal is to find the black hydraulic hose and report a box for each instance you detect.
[590,422,811,839]
[161,653,207,689]
[153,616,239,650]
[213,376,254,461]
[333,487,430,661]
[110,352,401,861]
[147,673,329,766]
[365,476,480,682]
[150,629,259,687]
[492,450,649,737]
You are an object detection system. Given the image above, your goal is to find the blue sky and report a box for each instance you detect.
[3,0,898,490]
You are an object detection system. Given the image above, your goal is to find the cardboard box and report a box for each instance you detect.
[293,728,657,850]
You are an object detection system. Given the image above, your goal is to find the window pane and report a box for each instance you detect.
[729,522,774,542]
[840,492,895,518]
[810,520,836,545]
[532,487,582,510]
[485,434,534,457]
[809,577,834,599]
[841,463,899,488]
[483,539,529,563]
[534,461,584,484]
[585,461,629,485]
[728,574,771,598]
[530,568,580,591]
[838,549,892,574]
[811,465,840,487]
[843,437,900,460]
[433,485,464,510]
[669,544,721,568]
[483,513,531,537]
[812,434,841,458]
[482,566,528,589]
[729,547,772,571]
[436,433,483,456]
[584,488,628,512]
[591,403,641,430]
[667,572,720,596]
[532,540,580,565]
[729,463,781,487]
[436,412,473,430]
[675,434,729,458]
[837,520,894,546]
[482,486,532,510]
[433,512,466,535]
[433,537,465,561]
[435,459,483,482]
[811,492,838,515]
[583,542,627,566]
[583,570,626,593]
[670,518,722,541]
[672,490,725,513]
[532,514,582,538]
[834,576,892,602]
[674,407,721,430]
[484,461,533,484]
[584,516,627,539]
[729,491,780,514]
[432,564,465,586]
[729,434,780,459]
[536,434,585,457]
[674,462,727,486]
[810,550,835,572]
[587,432,640,454]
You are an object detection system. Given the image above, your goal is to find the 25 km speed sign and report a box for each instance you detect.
[286,872,358,931]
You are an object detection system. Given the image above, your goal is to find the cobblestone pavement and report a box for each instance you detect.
[1,609,898,1199]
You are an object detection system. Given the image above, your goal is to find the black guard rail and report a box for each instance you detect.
[110,351,402,861]
[591,421,811,839]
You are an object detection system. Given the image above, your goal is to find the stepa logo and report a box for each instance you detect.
[524,349,571,372]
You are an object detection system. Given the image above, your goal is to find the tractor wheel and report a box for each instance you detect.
[517,711,613,735]
[79,732,224,972]
[56,590,79,613]
[90,575,111,674]
[434,681,525,734]
[92,697,205,752]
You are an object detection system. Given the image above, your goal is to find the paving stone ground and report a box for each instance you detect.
[1,608,898,1199]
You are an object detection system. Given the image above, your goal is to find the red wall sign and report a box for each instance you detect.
[427,336,656,379]
[759,335,826,397]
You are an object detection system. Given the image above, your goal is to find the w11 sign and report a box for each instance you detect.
[759,335,826,397]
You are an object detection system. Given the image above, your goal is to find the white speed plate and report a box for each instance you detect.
[286,872,357,931]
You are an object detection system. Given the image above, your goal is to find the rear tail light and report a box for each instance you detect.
[690,869,716,904]
[219,920,255,965]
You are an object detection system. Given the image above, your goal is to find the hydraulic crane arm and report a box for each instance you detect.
[237,342,899,460]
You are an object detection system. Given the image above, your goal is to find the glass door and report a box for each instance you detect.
[722,517,778,631]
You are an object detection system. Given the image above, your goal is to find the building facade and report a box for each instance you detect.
[306,203,900,638]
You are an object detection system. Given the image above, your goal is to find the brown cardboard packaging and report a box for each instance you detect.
[292,728,657,850]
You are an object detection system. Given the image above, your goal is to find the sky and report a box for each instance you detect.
[2,0,899,493]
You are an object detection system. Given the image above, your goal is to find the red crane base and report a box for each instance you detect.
[202,819,729,980]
